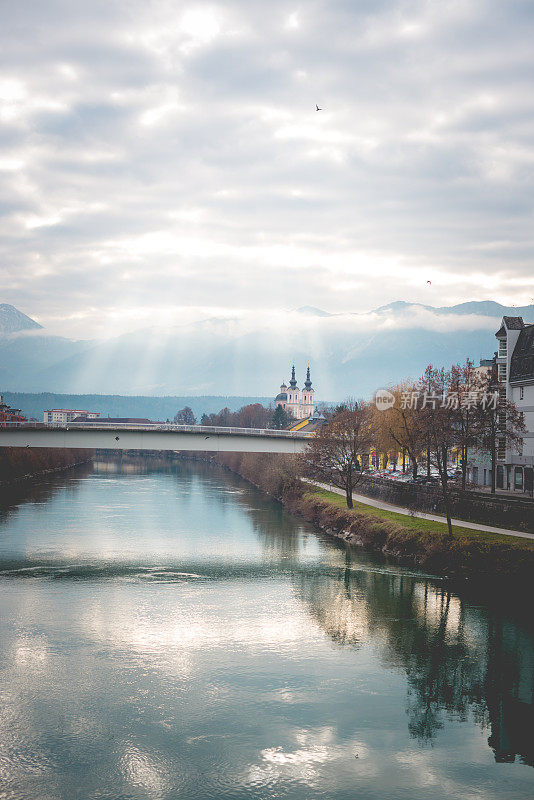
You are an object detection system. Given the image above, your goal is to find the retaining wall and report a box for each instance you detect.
[356,476,534,534]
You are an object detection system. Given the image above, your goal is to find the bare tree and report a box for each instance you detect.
[473,363,525,494]
[371,381,426,479]
[237,403,272,429]
[303,400,372,508]
[448,359,480,491]
[417,366,459,537]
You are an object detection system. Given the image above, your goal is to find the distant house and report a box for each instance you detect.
[286,410,327,435]
[0,395,26,422]
[44,409,100,424]
[71,416,156,424]
[473,358,494,378]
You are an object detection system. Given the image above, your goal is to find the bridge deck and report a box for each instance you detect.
[0,422,309,454]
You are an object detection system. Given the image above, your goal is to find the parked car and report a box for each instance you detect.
[409,475,440,485]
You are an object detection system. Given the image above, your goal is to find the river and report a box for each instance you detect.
[0,458,533,800]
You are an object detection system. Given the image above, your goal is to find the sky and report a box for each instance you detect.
[1,0,534,338]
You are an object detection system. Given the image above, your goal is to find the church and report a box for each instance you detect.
[275,365,314,420]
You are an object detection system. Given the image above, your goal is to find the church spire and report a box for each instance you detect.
[289,364,297,389]
[304,365,312,390]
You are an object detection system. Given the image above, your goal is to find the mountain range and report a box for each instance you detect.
[1,301,532,401]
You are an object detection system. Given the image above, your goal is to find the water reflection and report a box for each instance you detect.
[0,458,533,799]
[0,461,93,524]
[295,550,534,766]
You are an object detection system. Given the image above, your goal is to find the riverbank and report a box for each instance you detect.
[0,446,93,488]
[215,452,534,584]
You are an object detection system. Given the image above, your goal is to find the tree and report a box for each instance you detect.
[272,405,290,429]
[236,403,272,429]
[474,364,525,494]
[448,359,480,491]
[303,400,372,508]
[371,381,425,478]
[417,366,459,537]
[199,403,272,428]
[174,406,196,425]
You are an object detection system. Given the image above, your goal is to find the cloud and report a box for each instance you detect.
[1,0,533,337]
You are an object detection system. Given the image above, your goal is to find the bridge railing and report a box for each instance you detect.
[0,421,309,438]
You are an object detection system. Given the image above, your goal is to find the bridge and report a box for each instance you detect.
[0,422,310,455]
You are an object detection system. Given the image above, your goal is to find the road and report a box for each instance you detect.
[311,481,534,541]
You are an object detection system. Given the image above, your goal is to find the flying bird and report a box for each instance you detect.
[316,104,322,111]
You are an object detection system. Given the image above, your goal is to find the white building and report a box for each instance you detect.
[44,409,100,424]
[275,365,315,420]
[466,317,534,493]
[495,315,534,492]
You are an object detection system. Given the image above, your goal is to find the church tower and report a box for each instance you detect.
[274,363,316,422]
[301,365,314,418]
[275,380,288,411]
[286,365,301,419]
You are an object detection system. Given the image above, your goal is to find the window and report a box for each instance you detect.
[498,339,507,356]
[514,467,524,490]
[520,386,524,400]
[498,363,507,382]
[497,438,506,460]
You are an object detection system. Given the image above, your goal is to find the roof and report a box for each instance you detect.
[71,416,154,423]
[45,409,97,414]
[509,324,534,383]
[287,415,327,433]
[502,317,525,331]
[275,393,287,401]
[495,316,524,337]
[503,316,525,329]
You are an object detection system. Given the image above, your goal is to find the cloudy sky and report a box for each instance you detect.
[1,0,534,337]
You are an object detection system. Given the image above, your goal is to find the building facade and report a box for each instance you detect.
[467,316,534,493]
[495,315,534,492]
[0,395,26,422]
[275,365,315,420]
[44,409,100,424]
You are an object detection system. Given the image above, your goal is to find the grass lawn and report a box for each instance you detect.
[305,484,534,550]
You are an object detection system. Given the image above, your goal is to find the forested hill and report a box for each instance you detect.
[4,393,272,423]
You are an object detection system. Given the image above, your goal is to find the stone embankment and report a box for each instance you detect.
[284,487,534,582]
[214,452,534,586]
